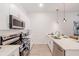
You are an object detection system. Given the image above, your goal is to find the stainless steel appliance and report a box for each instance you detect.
[0,33,20,45]
[9,15,25,29]
[19,31,30,56]
[0,31,30,56]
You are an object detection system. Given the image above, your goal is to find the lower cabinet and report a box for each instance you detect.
[48,38,53,55]
[48,37,65,56]
[53,42,65,56]
[48,36,79,56]
[8,48,19,56]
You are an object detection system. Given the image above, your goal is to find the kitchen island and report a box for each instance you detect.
[47,35,79,56]
[0,45,20,56]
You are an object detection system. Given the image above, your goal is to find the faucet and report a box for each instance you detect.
[55,31,60,37]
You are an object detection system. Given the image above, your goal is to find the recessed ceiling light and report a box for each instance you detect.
[39,3,43,7]
[10,4,15,8]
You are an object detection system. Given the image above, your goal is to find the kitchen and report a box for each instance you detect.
[0,3,79,56]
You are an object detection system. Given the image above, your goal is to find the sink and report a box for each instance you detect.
[51,36,61,39]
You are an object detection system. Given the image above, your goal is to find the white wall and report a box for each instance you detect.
[0,4,10,30]
[0,3,30,30]
[29,12,61,44]
[29,12,79,44]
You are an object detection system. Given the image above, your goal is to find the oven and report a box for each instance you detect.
[1,33,20,45]
[0,31,30,56]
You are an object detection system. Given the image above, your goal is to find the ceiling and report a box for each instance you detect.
[16,3,79,12]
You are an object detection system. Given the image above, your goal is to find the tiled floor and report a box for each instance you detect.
[29,44,52,56]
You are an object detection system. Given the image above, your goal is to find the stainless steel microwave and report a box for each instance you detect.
[9,15,25,29]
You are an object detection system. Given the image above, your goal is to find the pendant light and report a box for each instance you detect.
[63,3,67,22]
[56,9,59,24]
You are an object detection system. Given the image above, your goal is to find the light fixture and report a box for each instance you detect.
[63,3,67,22]
[10,4,16,8]
[39,3,43,7]
[56,9,59,24]
[63,18,66,22]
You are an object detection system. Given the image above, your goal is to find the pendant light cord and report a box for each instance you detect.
[63,3,67,22]
[56,9,59,23]
[64,3,65,18]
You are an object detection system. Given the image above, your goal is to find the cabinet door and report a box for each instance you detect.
[53,42,65,56]
[8,48,19,56]
[48,39,51,50]
[50,40,53,53]
[48,39,53,54]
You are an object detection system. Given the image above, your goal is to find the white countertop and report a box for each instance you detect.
[48,35,79,50]
[0,30,29,37]
[0,30,21,36]
[0,45,20,56]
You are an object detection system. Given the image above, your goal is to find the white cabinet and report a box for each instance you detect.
[47,35,79,56]
[53,42,65,56]
[0,45,20,56]
[8,48,19,56]
[47,37,53,54]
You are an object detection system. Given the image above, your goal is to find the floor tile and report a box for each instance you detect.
[29,44,52,56]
